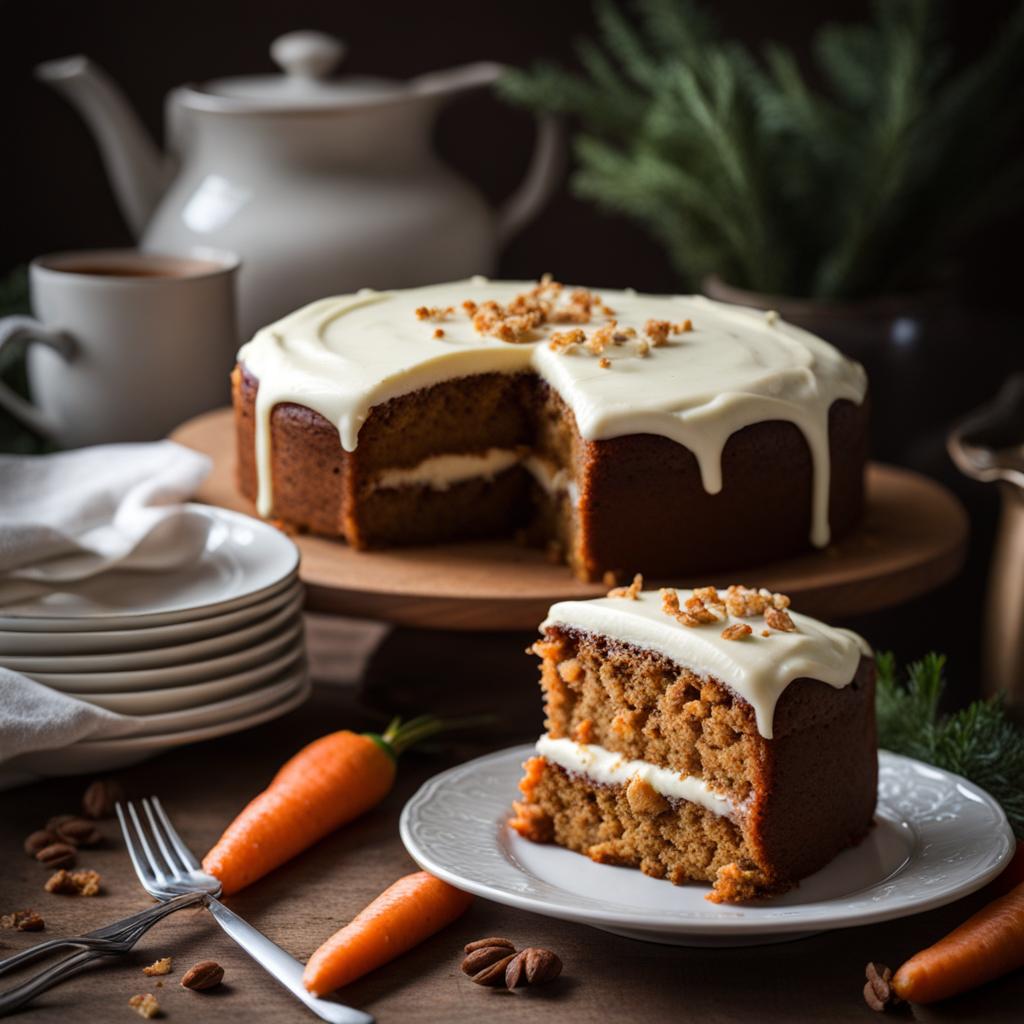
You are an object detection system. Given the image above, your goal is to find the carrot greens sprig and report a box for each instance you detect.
[202,714,477,895]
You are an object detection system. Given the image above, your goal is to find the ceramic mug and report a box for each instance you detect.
[0,248,240,448]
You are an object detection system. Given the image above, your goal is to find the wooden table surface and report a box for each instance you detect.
[1,614,1020,1024]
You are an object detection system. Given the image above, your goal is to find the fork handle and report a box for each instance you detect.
[0,892,205,977]
[205,897,373,1024]
[0,948,112,1016]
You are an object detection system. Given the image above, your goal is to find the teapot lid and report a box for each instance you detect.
[191,31,407,110]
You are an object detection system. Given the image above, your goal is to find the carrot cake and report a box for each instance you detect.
[232,277,868,581]
[511,581,876,902]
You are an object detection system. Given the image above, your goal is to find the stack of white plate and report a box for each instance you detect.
[0,506,307,775]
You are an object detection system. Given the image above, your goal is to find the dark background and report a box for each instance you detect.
[3,0,1023,696]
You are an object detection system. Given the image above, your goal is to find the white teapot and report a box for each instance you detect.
[37,31,562,338]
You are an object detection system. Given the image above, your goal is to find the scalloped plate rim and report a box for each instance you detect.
[400,746,1014,941]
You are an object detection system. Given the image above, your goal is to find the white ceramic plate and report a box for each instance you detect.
[75,644,305,714]
[92,662,308,738]
[400,745,1015,947]
[0,506,298,631]
[28,619,303,692]
[0,579,303,656]
[0,674,312,777]
[0,589,304,673]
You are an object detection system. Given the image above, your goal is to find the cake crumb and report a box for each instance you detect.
[509,801,554,843]
[598,357,611,369]
[626,776,669,816]
[765,309,779,326]
[608,573,643,599]
[414,305,454,322]
[721,623,753,641]
[761,629,771,637]
[573,718,594,744]
[708,863,769,904]
[143,957,172,977]
[557,658,583,683]
[548,328,585,353]
[723,585,790,617]
[44,869,101,896]
[432,328,445,339]
[1,909,44,932]
[128,993,160,1019]
[764,606,797,632]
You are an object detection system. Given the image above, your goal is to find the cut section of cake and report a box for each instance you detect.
[232,277,869,581]
[510,581,876,903]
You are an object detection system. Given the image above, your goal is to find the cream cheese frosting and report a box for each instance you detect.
[536,735,736,818]
[542,589,871,739]
[372,447,521,491]
[237,278,867,536]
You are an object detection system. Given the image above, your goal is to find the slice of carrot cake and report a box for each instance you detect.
[511,581,876,903]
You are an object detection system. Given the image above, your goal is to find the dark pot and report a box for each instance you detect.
[702,275,1012,479]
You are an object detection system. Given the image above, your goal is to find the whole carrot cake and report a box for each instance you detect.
[511,581,877,902]
[232,277,868,581]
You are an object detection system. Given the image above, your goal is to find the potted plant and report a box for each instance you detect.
[499,0,1024,469]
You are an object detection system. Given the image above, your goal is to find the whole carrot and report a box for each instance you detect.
[893,881,1024,1003]
[203,716,445,894]
[303,871,473,995]
[869,881,1024,1007]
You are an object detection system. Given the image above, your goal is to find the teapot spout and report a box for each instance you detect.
[36,56,170,238]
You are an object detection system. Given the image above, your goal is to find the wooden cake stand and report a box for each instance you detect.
[172,408,968,715]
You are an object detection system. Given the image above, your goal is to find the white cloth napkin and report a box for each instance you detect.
[0,441,212,777]
[0,668,137,765]
[0,441,212,586]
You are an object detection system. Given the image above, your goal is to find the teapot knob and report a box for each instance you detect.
[270,30,346,80]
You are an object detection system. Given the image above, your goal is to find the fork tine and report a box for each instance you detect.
[150,796,202,872]
[115,802,159,890]
[142,798,189,877]
[126,801,171,888]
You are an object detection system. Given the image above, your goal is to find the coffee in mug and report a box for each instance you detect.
[0,249,240,448]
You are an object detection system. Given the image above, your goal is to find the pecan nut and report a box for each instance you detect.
[181,960,224,991]
[863,962,899,1011]
[467,953,517,987]
[23,830,59,857]
[505,947,562,988]
[35,842,76,869]
[463,936,515,954]
[55,818,102,848]
[462,945,517,976]
[83,778,125,820]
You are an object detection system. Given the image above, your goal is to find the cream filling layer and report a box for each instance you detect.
[369,447,579,502]
[536,735,736,819]
[237,280,867,539]
[543,589,871,740]
[372,448,521,491]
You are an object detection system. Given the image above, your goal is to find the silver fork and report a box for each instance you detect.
[0,892,205,1016]
[118,797,373,1024]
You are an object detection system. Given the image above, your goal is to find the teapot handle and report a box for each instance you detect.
[496,115,565,246]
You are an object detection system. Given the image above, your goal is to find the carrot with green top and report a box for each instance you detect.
[303,871,473,995]
[203,716,446,894]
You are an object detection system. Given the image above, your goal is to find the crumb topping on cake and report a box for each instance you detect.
[541,587,870,738]
[237,277,868,549]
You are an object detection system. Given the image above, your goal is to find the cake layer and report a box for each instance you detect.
[513,756,768,900]
[233,364,866,580]
[542,590,870,738]
[536,735,736,818]
[236,278,868,550]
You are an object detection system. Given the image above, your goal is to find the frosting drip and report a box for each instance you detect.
[237,279,867,538]
[542,589,870,739]
[536,735,737,818]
